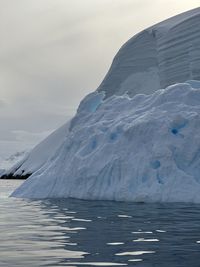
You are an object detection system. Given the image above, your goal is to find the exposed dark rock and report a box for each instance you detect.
[0,173,31,180]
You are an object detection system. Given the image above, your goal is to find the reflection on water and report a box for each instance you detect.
[0,180,200,266]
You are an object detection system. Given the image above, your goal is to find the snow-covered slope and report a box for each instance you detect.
[12,81,200,203]
[0,151,28,173]
[98,7,200,97]
[3,121,70,178]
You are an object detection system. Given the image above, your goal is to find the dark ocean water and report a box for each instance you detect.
[0,179,200,267]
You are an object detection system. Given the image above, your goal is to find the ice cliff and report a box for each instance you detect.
[10,8,200,202]
[98,7,200,97]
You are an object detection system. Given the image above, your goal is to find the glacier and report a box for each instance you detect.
[8,8,200,202]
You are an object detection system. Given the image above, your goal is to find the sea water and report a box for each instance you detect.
[0,179,200,267]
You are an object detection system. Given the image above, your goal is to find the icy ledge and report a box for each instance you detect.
[12,81,200,203]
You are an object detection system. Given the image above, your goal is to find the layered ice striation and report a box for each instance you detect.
[98,7,200,97]
[12,81,200,203]
[8,8,200,202]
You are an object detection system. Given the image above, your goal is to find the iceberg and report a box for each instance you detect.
[11,81,200,202]
[10,8,200,202]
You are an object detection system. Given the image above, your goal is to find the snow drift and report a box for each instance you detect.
[9,8,200,202]
[12,81,200,202]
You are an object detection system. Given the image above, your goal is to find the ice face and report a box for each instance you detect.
[97,8,200,98]
[77,92,105,113]
[186,80,200,89]
[11,81,200,203]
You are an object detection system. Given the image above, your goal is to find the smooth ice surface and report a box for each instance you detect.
[12,81,200,203]
[98,7,200,97]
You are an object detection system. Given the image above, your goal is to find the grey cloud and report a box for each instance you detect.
[0,100,5,108]
[12,129,53,144]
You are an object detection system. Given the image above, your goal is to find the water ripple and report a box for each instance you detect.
[1,180,200,266]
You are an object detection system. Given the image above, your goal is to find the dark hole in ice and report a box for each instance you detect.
[91,139,97,149]
[151,160,161,169]
[110,132,118,141]
[171,128,178,135]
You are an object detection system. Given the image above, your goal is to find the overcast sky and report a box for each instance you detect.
[0,0,199,156]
